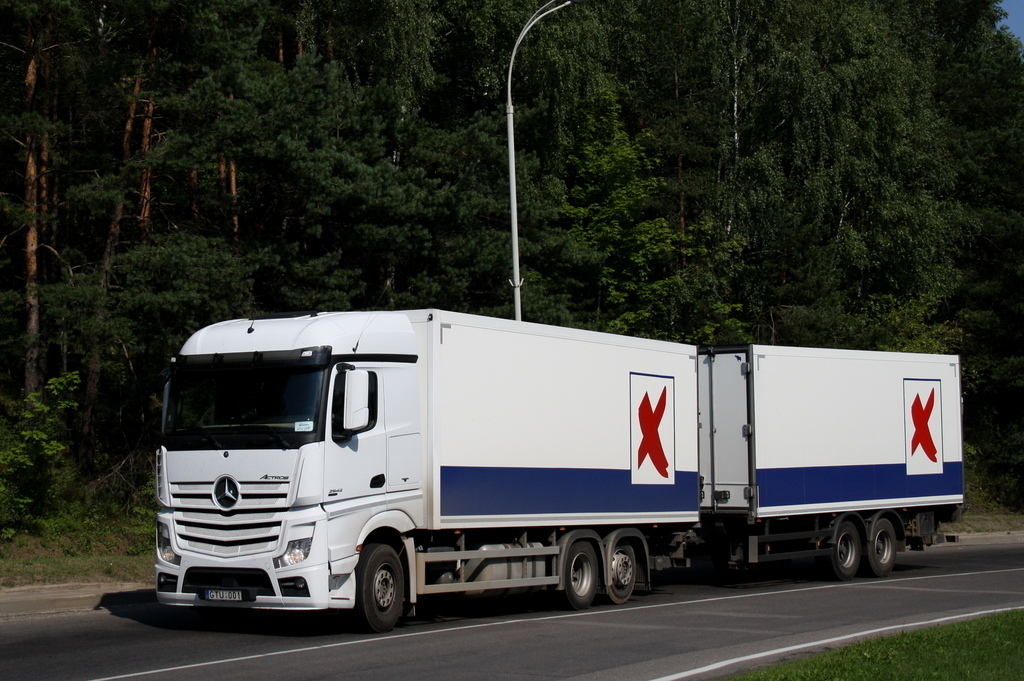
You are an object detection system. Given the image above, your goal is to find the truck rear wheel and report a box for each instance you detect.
[355,542,404,633]
[821,520,861,581]
[605,543,636,604]
[563,541,598,610]
[861,518,896,578]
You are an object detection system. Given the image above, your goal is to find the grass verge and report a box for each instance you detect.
[943,511,1024,534]
[0,515,152,589]
[0,554,152,589]
[729,610,1024,681]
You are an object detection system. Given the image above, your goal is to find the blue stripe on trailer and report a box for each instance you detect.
[756,461,964,508]
[440,467,700,517]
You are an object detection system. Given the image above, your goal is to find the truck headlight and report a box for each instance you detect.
[157,523,180,565]
[274,537,313,568]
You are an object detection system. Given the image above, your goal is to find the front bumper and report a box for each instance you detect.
[155,559,336,610]
[155,506,356,611]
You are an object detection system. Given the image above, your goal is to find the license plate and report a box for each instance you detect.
[204,589,243,601]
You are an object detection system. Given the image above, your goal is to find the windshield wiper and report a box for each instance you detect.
[196,426,224,449]
[241,424,293,450]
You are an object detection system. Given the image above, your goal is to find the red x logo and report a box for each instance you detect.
[911,389,938,462]
[638,387,670,478]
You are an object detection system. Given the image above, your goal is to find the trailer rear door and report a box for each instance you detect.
[698,347,754,512]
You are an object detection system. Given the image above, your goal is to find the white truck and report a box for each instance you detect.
[155,310,963,631]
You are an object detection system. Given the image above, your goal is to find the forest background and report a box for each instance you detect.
[1,0,1022,553]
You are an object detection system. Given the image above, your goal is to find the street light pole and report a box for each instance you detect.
[506,0,580,322]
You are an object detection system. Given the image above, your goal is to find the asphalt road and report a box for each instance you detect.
[3,542,1023,681]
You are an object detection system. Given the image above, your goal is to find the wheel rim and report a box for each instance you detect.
[612,549,634,588]
[837,533,856,569]
[570,552,595,596]
[873,530,893,564]
[373,564,396,611]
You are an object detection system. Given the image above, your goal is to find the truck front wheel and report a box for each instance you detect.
[355,542,405,633]
[563,541,598,610]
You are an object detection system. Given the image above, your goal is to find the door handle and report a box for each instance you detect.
[370,474,386,489]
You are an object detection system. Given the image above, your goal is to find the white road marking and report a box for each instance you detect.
[86,566,1024,681]
[645,605,1024,681]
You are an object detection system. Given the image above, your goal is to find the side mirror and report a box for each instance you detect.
[342,369,371,433]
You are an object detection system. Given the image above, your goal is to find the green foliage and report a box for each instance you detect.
[934,2,1024,509]
[611,218,751,345]
[0,0,1023,534]
[563,92,674,322]
[0,374,80,538]
[33,496,154,557]
[704,0,957,348]
[560,92,747,343]
[872,294,964,355]
[112,233,262,344]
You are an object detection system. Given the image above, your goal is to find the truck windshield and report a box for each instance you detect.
[163,366,326,450]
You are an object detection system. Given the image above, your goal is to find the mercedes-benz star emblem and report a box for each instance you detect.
[213,476,240,510]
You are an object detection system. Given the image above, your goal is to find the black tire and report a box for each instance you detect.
[861,518,897,578]
[355,542,405,633]
[563,541,599,610]
[605,543,636,605]
[821,520,861,581]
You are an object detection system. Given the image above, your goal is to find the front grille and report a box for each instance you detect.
[170,480,290,510]
[173,509,283,557]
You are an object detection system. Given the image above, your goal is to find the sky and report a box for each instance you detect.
[1001,0,1024,40]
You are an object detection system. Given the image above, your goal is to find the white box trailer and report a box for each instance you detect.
[698,345,963,577]
[154,311,962,631]
[422,311,701,528]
